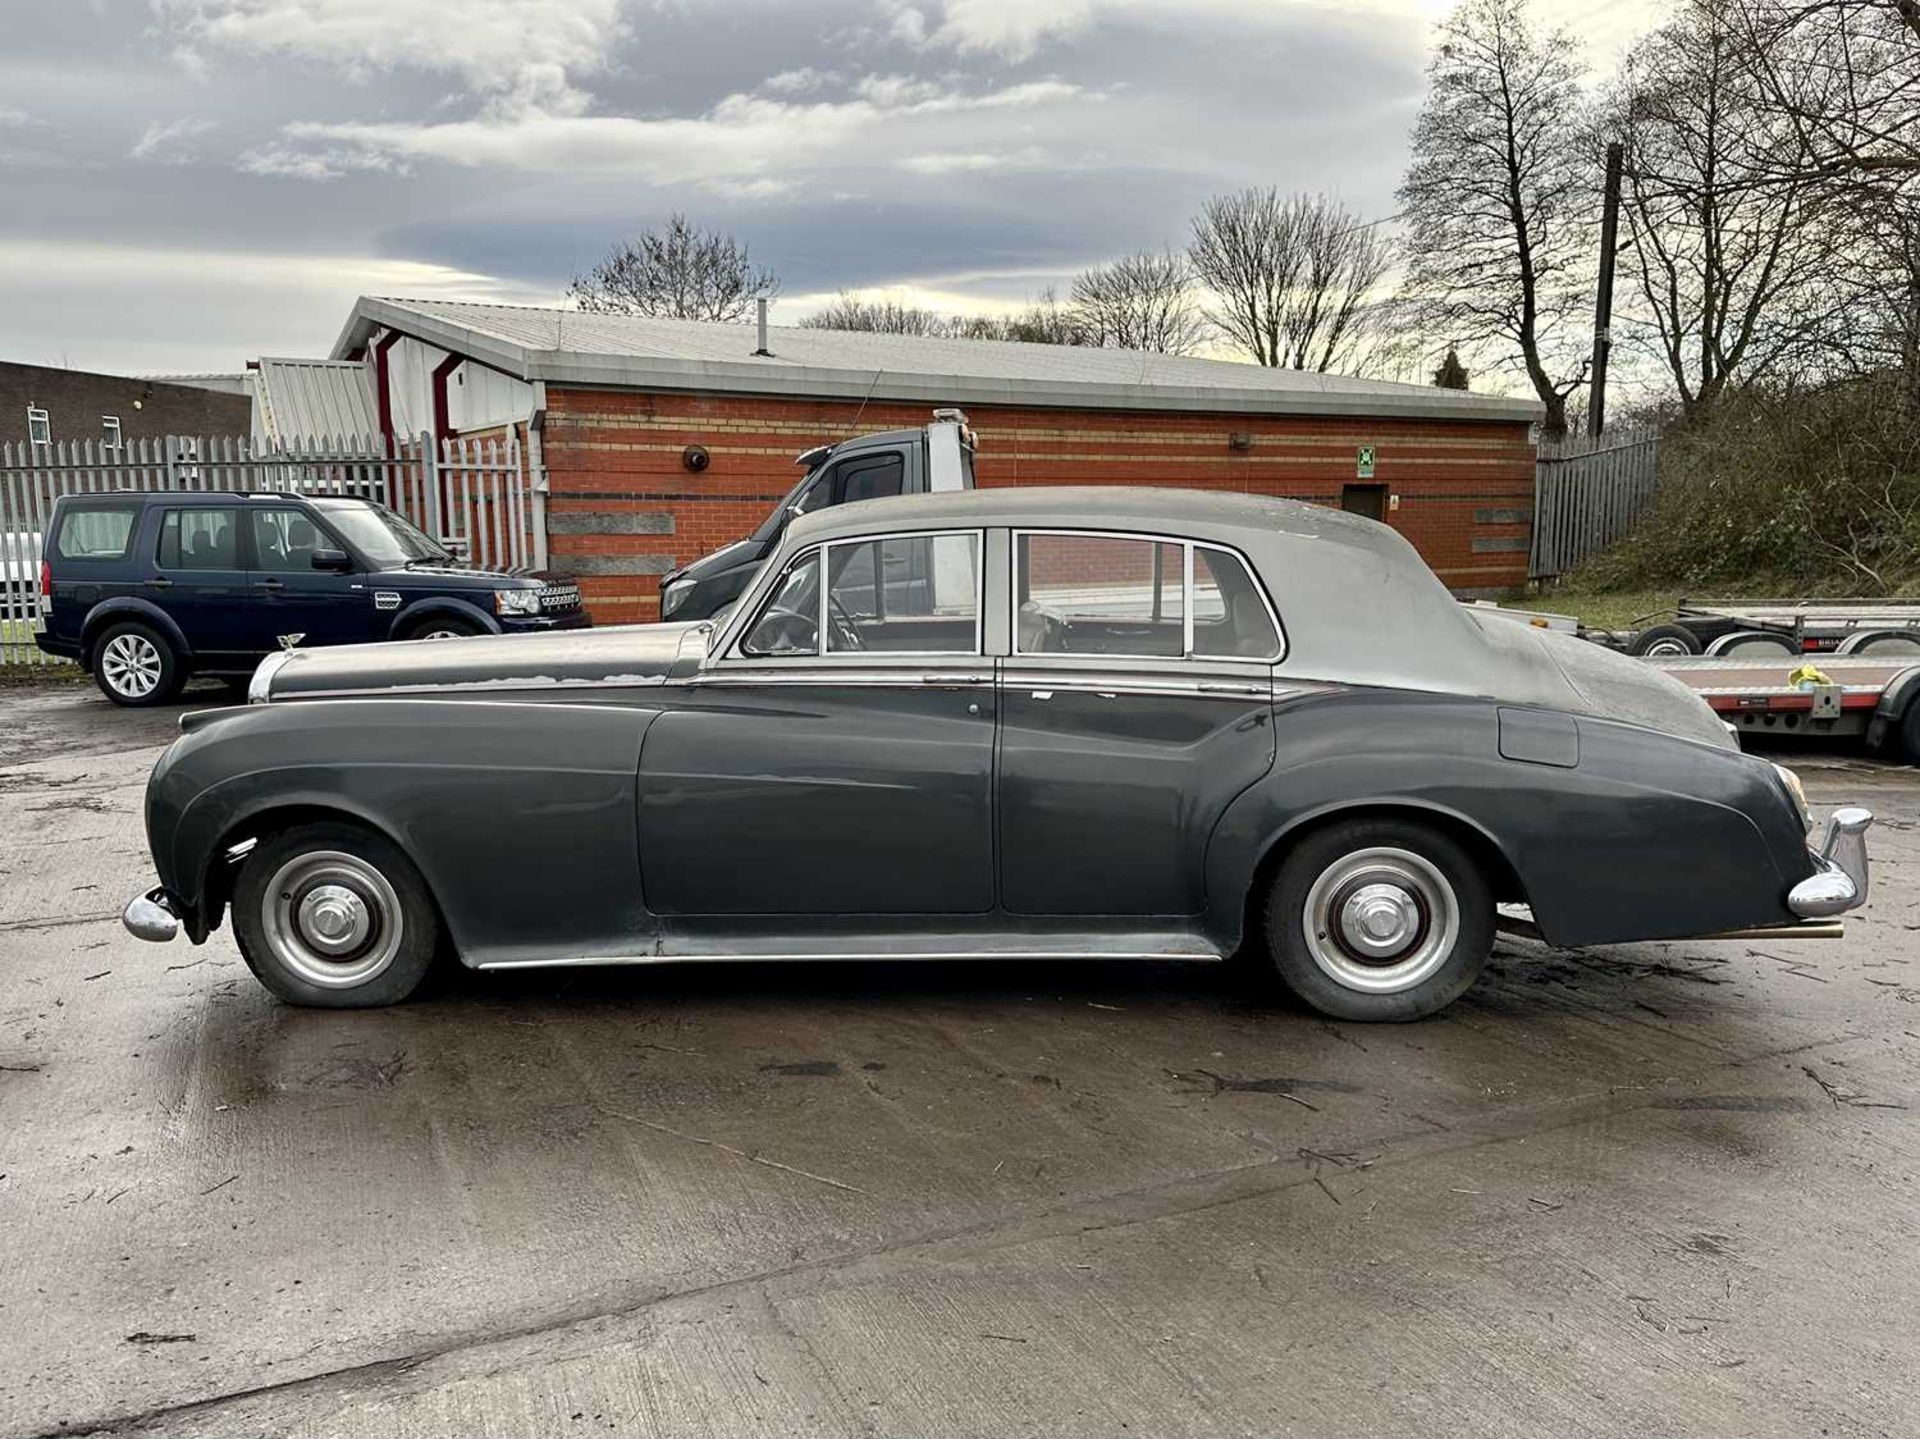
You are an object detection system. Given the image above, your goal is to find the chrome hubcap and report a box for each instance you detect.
[101,633,162,697]
[1303,847,1459,995]
[262,850,402,989]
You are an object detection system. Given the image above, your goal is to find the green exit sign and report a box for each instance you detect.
[1357,445,1376,478]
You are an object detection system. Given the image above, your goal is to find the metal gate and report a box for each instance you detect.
[1529,429,1661,580]
[2,432,544,667]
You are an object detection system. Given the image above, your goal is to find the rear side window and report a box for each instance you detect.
[156,508,239,570]
[54,506,136,561]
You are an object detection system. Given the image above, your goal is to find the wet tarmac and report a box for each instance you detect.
[1,680,1916,1437]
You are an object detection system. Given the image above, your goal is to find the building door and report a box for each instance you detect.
[1341,484,1388,521]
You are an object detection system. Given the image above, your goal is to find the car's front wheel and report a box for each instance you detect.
[231,821,443,1007]
[1263,817,1493,1021]
[91,621,183,707]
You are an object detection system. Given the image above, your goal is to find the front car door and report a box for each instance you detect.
[150,504,253,666]
[638,525,996,917]
[241,506,375,649]
[998,529,1284,917]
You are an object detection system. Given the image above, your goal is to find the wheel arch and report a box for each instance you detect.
[386,595,499,641]
[1232,799,1528,957]
[195,797,422,943]
[82,598,192,663]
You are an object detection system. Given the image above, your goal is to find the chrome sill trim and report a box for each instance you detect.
[476,949,1224,970]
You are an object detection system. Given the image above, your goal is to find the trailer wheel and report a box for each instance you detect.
[1628,623,1701,657]
[1847,633,1920,657]
[1902,697,1920,766]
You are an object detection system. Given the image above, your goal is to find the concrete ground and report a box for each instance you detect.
[1,679,1915,1439]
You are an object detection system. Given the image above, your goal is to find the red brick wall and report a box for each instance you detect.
[534,388,1537,624]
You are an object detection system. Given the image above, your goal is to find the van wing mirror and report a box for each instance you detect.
[310,548,352,573]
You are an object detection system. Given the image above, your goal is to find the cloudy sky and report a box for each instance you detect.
[4,0,1661,375]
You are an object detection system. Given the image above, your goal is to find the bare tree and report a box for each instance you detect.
[1397,0,1594,435]
[568,214,779,322]
[800,294,951,335]
[1068,249,1205,354]
[1608,0,1849,413]
[1188,189,1389,371]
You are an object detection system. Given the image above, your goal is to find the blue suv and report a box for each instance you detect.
[37,491,588,706]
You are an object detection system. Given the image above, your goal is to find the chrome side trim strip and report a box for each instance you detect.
[476,947,1226,970]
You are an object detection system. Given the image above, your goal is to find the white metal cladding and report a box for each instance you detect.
[0,431,544,668]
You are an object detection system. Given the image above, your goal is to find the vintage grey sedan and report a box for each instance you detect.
[124,488,1872,1021]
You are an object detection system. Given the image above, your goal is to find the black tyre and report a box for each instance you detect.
[1902,694,1920,767]
[1262,817,1493,1021]
[408,616,480,641]
[90,621,183,707]
[231,821,443,1008]
[1628,623,1702,657]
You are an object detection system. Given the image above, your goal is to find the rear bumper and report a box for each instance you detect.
[34,632,81,661]
[1787,806,1873,918]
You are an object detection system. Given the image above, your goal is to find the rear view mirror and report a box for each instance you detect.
[310,548,352,573]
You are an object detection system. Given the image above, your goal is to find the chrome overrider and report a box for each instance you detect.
[1787,806,1873,919]
[123,886,181,943]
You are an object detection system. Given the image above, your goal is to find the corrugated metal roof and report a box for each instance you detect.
[254,357,378,443]
[332,297,1542,425]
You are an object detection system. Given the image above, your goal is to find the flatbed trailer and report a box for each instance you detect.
[1621,597,1920,658]
[1647,654,1920,758]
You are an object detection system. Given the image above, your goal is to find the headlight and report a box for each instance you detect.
[1773,763,1812,832]
[660,574,693,619]
[494,588,541,616]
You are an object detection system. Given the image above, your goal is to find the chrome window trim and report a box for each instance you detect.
[724,527,987,666]
[1010,528,1287,664]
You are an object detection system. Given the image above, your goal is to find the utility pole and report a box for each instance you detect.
[1589,141,1624,439]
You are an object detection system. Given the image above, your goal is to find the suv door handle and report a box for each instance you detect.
[257,578,285,592]
[145,577,172,589]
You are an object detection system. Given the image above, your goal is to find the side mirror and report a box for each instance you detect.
[310,548,352,573]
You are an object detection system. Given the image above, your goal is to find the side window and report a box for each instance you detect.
[1193,546,1281,660]
[248,509,328,572]
[740,550,821,657]
[156,508,239,570]
[1015,534,1185,657]
[825,532,979,654]
[837,453,905,505]
[53,506,136,561]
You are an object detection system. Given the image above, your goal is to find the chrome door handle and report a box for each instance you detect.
[1198,682,1268,696]
[923,673,988,686]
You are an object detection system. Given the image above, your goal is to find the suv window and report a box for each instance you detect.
[156,508,239,570]
[54,506,136,561]
[825,532,979,654]
[1014,532,1282,661]
[248,509,329,572]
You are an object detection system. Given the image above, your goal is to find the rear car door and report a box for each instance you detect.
[241,506,376,648]
[997,531,1283,917]
[637,527,995,917]
[150,505,253,664]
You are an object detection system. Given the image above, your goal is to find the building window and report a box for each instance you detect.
[26,406,50,449]
[101,416,122,452]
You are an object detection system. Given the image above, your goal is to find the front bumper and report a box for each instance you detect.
[499,608,593,634]
[1787,806,1873,918]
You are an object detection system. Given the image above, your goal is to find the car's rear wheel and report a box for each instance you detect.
[1263,817,1493,1021]
[91,621,182,707]
[232,821,442,1007]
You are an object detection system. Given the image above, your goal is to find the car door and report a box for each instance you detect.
[637,527,995,917]
[997,530,1283,917]
[241,505,375,649]
[149,505,252,663]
